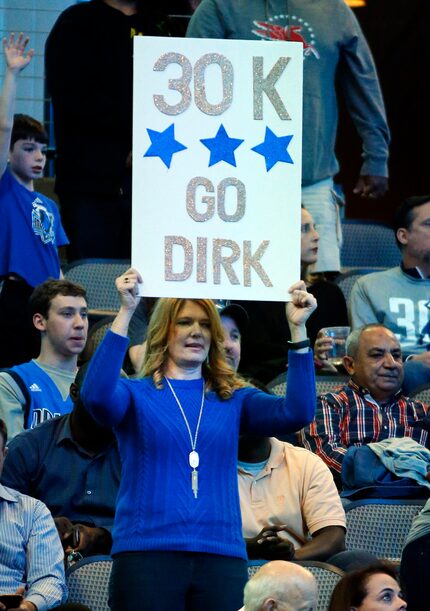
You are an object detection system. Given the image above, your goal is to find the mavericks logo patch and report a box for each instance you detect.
[32,197,55,244]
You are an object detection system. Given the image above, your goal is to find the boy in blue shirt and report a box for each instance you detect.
[0,33,68,367]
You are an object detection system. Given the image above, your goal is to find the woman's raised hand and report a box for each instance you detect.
[285,280,317,341]
[115,268,142,313]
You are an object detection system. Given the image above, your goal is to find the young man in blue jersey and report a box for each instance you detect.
[0,33,69,368]
[0,279,88,440]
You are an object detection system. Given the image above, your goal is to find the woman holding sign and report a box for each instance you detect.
[81,268,317,611]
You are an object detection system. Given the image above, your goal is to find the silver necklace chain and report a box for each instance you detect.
[164,377,205,452]
[165,377,205,498]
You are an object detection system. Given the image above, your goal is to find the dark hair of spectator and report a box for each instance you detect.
[11,114,48,148]
[328,561,400,611]
[393,194,430,249]
[0,418,7,448]
[29,279,87,319]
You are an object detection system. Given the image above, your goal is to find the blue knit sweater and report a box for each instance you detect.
[82,331,315,559]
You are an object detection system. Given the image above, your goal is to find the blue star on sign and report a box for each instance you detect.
[144,123,187,168]
[251,128,294,171]
[200,124,244,167]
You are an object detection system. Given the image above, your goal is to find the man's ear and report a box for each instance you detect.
[261,599,276,611]
[343,355,355,376]
[396,227,408,247]
[69,382,79,403]
[33,313,46,332]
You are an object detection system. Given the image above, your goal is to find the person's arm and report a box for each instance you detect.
[245,524,344,562]
[1,431,35,493]
[293,526,345,561]
[337,4,390,197]
[246,525,296,561]
[240,282,317,434]
[56,519,112,557]
[0,33,34,178]
[0,373,26,441]
[295,453,346,559]
[300,396,349,473]
[81,268,142,427]
[24,501,67,610]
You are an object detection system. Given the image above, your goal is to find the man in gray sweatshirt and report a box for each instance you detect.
[187,0,390,273]
[350,194,430,394]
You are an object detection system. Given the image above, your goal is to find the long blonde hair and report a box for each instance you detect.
[139,298,249,399]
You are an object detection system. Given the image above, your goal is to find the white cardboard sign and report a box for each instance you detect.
[132,36,303,301]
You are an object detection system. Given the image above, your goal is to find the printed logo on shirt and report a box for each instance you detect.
[252,14,320,59]
[389,297,430,350]
[31,198,55,245]
[30,408,61,429]
[29,383,42,392]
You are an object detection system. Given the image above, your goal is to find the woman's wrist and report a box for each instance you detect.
[111,306,135,337]
[287,338,310,351]
[288,324,308,343]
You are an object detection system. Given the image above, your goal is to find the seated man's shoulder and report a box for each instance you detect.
[317,384,350,405]
[1,483,50,515]
[281,440,333,470]
[8,414,65,447]
[354,266,400,289]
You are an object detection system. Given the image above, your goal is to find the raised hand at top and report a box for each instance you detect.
[2,32,34,74]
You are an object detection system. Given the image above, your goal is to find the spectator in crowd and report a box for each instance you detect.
[1,363,120,560]
[239,432,347,566]
[0,279,88,440]
[45,1,173,261]
[220,303,248,374]
[187,0,390,274]
[301,324,428,480]
[241,561,318,611]
[0,418,67,611]
[222,303,373,572]
[350,194,430,395]
[400,497,430,611]
[0,33,68,368]
[231,207,348,384]
[328,561,406,611]
[81,267,317,611]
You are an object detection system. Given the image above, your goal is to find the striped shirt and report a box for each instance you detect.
[301,380,429,473]
[0,484,67,610]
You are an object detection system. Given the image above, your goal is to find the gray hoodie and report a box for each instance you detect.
[187,0,389,185]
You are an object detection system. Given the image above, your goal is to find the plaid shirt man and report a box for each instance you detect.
[300,380,429,473]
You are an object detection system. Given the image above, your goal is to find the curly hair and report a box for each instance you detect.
[138,298,249,399]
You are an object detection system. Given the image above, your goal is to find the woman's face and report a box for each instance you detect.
[301,208,319,265]
[166,300,212,373]
[355,573,407,611]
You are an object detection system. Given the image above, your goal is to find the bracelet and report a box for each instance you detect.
[287,338,310,350]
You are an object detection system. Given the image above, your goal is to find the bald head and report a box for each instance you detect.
[244,561,318,611]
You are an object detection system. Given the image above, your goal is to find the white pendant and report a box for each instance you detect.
[189,450,199,469]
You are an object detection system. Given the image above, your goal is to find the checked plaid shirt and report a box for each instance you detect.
[300,380,429,473]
